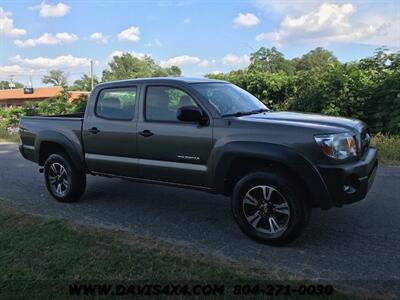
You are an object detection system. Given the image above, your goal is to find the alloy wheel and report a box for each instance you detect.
[48,162,69,197]
[242,185,291,235]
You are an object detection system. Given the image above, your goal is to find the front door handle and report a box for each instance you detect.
[88,127,100,134]
[139,130,154,137]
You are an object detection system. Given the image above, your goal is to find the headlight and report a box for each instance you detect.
[314,133,357,160]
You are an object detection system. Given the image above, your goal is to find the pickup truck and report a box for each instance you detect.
[19,77,378,245]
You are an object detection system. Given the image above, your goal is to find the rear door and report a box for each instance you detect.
[83,85,139,177]
[137,84,213,187]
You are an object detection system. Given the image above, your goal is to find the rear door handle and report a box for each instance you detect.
[139,130,154,137]
[88,127,100,134]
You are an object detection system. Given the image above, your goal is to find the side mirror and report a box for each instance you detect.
[177,106,206,124]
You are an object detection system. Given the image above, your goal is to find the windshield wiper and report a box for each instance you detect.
[251,108,270,114]
[221,108,270,118]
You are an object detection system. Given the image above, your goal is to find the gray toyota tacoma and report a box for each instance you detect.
[19,77,378,245]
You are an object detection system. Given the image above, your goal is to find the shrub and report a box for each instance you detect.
[0,92,88,127]
[372,133,400,164]
[208,48,400,134]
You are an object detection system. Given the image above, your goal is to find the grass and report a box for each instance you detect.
[372,133,400,165]
[0,127,19,144]
[0,202,363,300]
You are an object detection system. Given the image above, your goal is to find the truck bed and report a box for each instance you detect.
[19,114,85,163]
[36,112,85,118]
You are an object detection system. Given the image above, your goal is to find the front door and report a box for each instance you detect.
[83,85,139,177]
[137,85,213,187]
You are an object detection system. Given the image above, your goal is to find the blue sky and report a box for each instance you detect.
[1,0,399,87]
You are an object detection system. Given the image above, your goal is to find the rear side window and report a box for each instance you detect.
[96,87,137,120]
[145,86,198,122]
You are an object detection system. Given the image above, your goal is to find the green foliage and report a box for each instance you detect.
[42,70,68,87]
[0,127,20,143]
[0,92,87,126]
[294,47,339,71]
[70,74,99,91]
[0,106,24,127]
[249,47,295,75]
[372,133,400,164]
[102,53,182,81]
[0,81,23,89]
[73,94,88,112]
[208,47,400,134]
[211,70,294,109]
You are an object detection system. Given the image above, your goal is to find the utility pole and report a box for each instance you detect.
[28,74,33,88]
[90,60,94,91]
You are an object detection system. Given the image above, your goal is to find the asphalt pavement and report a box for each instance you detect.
[0,143,399,297]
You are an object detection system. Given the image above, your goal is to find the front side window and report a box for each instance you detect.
[145,86,198,122]
[191,83,267,116]
[96,87,137,120]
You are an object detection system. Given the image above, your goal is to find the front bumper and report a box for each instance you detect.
[317,146,378,206]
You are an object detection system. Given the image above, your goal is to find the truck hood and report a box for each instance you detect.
[240,111,366,133]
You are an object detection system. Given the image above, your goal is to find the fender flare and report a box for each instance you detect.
[34,130,84,172]
[211,141,333,209]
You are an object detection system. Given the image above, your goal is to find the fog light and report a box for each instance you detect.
[343,174,359,194]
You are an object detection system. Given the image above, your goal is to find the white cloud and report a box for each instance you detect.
[15,33,58,47]
[0,54,95,77]
[0,64,30,75]
[107,50,147,63]
[117,26,141,42]
[0,7,26,37]
[9,54,91,69]
[90,32,109,44]
[14,32,78,47]
[56,32,78,42]
[198,59,217,67]
[160,55,201,68]
[222,53,250,67]
[233,13,260,28]
[31,1,71,18]
[210,70,223,75]
[256,3,399,47]
[254,0,323,15]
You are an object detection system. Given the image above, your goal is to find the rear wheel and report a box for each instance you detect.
[44,152,86,202]
[231,170,311,246]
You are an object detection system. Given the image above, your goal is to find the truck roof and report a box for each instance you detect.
[95,77,227,88]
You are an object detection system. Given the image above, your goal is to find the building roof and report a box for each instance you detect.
[0,86,64,101]
[69,91,90,102]
[0,87,89,102]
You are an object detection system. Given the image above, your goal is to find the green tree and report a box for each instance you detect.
[102,53,181,81]
[294,47,339,71]
[71,74,99,91]
[42,70,68,87]
[249,47,295,74]
[0,81,23,89]
[208,70,294,109]
[209,47,400,134]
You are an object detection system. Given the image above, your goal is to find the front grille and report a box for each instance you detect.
[360,128,371,156]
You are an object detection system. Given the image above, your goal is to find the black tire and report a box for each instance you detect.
[231,170,311,246]
[44,152,86,202]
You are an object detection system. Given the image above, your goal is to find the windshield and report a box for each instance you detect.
[191,83,268,116]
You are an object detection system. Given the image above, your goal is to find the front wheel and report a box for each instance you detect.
[44,152,86,202]
[231,171,311,246]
